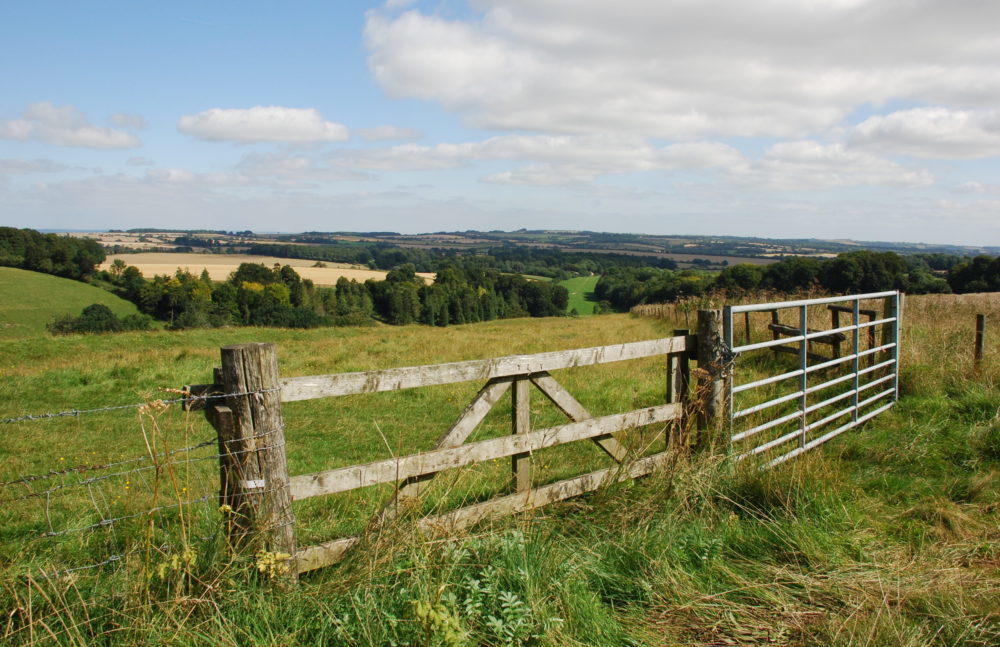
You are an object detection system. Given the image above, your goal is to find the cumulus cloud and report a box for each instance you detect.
[334,132,932,190]
[177,106,349,143]
[739,141,934,190]
[357,125,422,141]
[365,1,1000,138]
[850,108,1000,158]
[0,102,141,148]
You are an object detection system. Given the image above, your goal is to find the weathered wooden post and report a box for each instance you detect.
[975,314,986,369]
[769,309,781,360]
[218,342,296,581]
[830,307,842,358]
[697,310,726,449]
[511,378,531,492]
[667,329,691,448]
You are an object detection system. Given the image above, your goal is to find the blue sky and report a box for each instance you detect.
[2,0,999,245]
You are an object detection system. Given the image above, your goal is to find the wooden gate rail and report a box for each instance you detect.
[289,404,680,501]
[278,336,690,401]
[185,325,727,581]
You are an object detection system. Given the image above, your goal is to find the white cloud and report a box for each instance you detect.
[334,134,744,182]
[237,152,370,185]
[850,107,1000,158]
[739,141,934,190]
[0,102,141,149]
[334,132,933,190]
[110,112,148,129]
[0,158,69,174]
[365,1,1000,138]
[954,181,1000,194]
[177,106,349,143]
[357,125,422,141]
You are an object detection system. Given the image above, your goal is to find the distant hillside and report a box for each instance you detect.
[0,267,145,340]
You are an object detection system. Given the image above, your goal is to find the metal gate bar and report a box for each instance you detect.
[724,291,900,466]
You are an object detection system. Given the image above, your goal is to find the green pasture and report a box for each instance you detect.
[1,293,998,645]
[0,267,145,340]
[559,274,600,314]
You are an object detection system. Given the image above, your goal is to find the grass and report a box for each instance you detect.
[0,267,145,340]
[1,291,998,645]
[558,275,600,315]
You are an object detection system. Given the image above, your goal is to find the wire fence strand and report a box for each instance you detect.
[4,430,284,505]
[0,438,217,489]
[0,386,280,425]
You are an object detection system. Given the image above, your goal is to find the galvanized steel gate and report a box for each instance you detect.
[723,291,901,467]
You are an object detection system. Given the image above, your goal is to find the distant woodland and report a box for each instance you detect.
[2,226,998,334]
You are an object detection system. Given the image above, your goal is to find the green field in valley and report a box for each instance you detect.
[559,274,600,314]
[0,267,145,340]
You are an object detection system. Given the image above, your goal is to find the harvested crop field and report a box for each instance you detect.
[100,253,435,285]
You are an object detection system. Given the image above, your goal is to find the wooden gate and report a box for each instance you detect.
[186,327,724,580]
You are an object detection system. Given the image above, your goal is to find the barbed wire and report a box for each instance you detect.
[41,532,218,579]
[3,430,284,505]
[0,385,280,425]
[0,438,217,489]
[42,493,217,537]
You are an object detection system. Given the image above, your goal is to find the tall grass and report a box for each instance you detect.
[2,294,999,645]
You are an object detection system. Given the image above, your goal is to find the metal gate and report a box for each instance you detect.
[723,291,901,467]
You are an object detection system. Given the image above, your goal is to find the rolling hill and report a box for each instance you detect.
[0,267,146,340]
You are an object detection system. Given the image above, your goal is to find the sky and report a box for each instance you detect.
[1,0,999,246]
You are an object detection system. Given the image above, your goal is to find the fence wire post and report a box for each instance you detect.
[975,314,985,370]
[511,377,531,493]
[697,309,725,449]
[667,329,691,449]
[219,342,297,583]
[882,293,901,401]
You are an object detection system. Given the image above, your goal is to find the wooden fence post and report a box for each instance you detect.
[697,309,726,448]
[511,378,531,492]
[667,329,691,448]
[219,342,296,582]
[975,314,985,369]
[830,308,842,358]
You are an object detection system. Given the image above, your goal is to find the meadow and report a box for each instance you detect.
[0,286,997,645]
[558,275,600,314]
[0,267,145,340]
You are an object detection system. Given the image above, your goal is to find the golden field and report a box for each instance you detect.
[100,252,436,285]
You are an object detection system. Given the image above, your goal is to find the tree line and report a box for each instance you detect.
[97,260,568,330]
[593,251,963,312]
[246,242,677,280]
[0,227,105,280]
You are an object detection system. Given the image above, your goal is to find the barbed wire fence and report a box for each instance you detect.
[0,386,283,582]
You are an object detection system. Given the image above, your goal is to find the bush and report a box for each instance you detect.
[48,303,153,335]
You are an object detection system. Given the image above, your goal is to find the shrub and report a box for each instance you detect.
[48,303,153,335]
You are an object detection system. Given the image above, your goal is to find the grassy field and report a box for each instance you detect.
[1,293,998,645]
[559,275,600,314]
[0,267,146,340]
